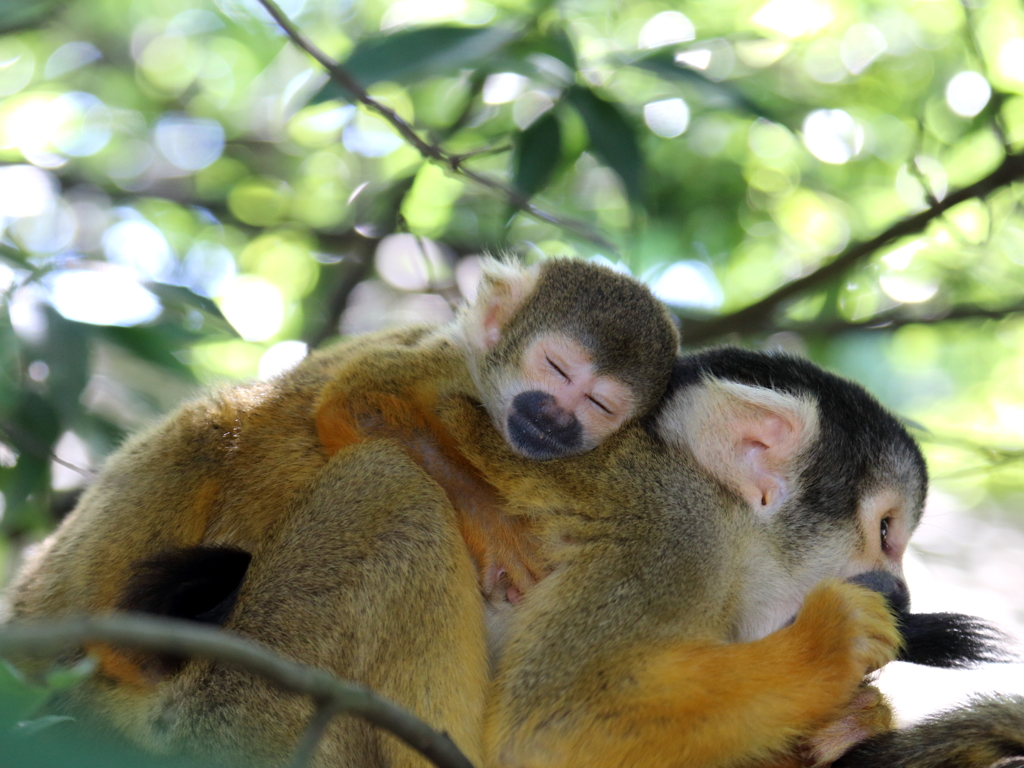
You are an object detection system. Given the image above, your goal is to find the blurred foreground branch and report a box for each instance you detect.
[683,152,1024,344]
[0,616,475,768]
[254,0,618,254]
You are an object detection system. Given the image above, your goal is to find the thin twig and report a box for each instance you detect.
[0,424,93,479]
[0,615,476,768]
[682,152,1024,344]
[450,143,513,164]
[935,453,1024,481]
[918,431,1024,481]
[763,296,1024,337]
[253,0,619,254]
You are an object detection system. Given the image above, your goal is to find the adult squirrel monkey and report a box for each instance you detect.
[440,347,1022,768]
[1,257,679,766]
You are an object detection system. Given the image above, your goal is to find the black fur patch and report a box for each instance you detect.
[897,611,1011,669]
[650,347,931,535]
[119,546,252,626]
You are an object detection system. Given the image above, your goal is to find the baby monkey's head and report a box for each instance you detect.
[459,257,679,461]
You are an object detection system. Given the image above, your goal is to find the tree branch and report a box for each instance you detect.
[682,152,1024,344]
[0,616,475,768]
[253,0,619,254]
[769,297,1024,337]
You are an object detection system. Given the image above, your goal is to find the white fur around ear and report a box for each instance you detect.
[657,377,819,516]
[457,257,539,351]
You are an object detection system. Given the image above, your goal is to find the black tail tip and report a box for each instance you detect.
[897,611,1014,669]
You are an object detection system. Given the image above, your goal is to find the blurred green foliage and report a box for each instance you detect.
[0,0,1023,606]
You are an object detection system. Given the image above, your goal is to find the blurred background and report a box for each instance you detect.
[1,0,1024,738]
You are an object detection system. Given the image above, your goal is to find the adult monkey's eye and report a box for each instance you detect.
[880,517,890,550]
[587,395,612,415]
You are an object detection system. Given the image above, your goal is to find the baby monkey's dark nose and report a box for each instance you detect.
[507,390,583,460]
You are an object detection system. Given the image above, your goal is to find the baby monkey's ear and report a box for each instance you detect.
[460,258,540,351]
[658,377,819,516]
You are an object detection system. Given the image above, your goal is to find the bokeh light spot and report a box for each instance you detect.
[103,218,175,281]
[0,39,35,97]
[751,0,834,39]
[217,276,285,341]
[45,42,102,79]
[154,114,225,172]
[802,109,863,164]
[998,38,1024,83]
[650,261,724,310]
[259,340,308,380]
[0,165,56,219]
[227,177,292,226]
[639,11,696,49]
[52,92,113,157]
[483,72,528,105]
[946,72,991,118]
[47,267,162,326]
[376,234,452,291]
[840,23,886,75]
[644,98,690,138]
[748,118,795,159]
[880,272,939,303]
[183,241,237,298]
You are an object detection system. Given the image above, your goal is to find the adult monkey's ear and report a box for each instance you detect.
[459,258,540,351]
[656,377,819,516]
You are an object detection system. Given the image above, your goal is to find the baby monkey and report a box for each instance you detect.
[311,257,679,596]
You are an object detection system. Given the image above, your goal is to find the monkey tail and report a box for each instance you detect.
[833,694,1024,768]
[897,612,1013,669]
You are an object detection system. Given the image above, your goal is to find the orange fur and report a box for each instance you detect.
[182,478,219,544]
[316,374,544,593]
[485,582,901,768]
[87,643,153,688]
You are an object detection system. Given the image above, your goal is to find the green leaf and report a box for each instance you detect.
[506,28,577,72]
[312,26,520,103]
[0,244,32,269]
[0,661,48,731]
[513,112,562,199]
[34,310,91,424]
[565,85,645,205]
[630,50,775,120]
[0,0,61,33]
[0,458,50,534]
[10,715,74,738]
[98,325,206,380]
[44,657,97,691]
[142,283,226,322]
[8,392,61,449]
[0,315,19,393]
